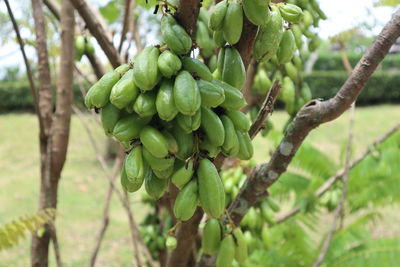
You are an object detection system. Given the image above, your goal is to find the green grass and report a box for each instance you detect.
[0,105,399,266]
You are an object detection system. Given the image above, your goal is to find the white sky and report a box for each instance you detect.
[0,0,397,73]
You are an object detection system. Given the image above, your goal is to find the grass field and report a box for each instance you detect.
[0,104,399,266]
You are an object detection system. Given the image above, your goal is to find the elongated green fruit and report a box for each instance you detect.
[142,147,174,171]
[133,46,160,91]
[222,2,243,45]
[144,168,168,199]
[173,71,201,116]
[101,103,121,136]
[233,228,247,263]
[285,62,298,81]
[236,131,253,160]
[225,110,251,132]
[110,69,138,109]
[199,137,221,158]
[166,236,177,251]
[133,92,157,118]
[243,0,270,26]
[279,3,303,23]
[197,80,225,108]
[277,30,296,64]
[220,115,239,152]
[75,36,85,61]
[156,80,178,122]
[174,180,198,221]
[201,107,225,147]
[125,146,145,181]
[202,218,221,255]
[171,160,194,189]
[161,14,192,55]
[153,165,174,179]
[209,1,228,31]
[114,64,130,75]
[162,129,179,155]
[140,126,169,158]
[217,47,246,89]
[171,126,194,160]
[121,167,143,193]
[176,109,201,134]
[196,21,214,58]
[212,80,246,110]
[213,30,225,47]
[216,235,235,267]
[113,114,146,142]
[291,24,303,49]
[157,50,182,78]
[198,159,225,218]
[253,68,272,94]
[253,6,283,62]
[181,57,213,82]
[85,71,120,108]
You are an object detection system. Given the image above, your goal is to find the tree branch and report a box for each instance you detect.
[175,0,201,38]
[70,0,122,68]
[118,0,133,53]
[227,8,400,226]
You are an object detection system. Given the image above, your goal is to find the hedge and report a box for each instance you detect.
[0,81,85,113]
[305,71,400,105]
[313,53,400,71]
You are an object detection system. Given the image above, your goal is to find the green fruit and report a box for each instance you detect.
[225,110,251,132]
[243,0,270,26]
[162,129,179,155]
[198,159,225,218]
[220,115,239,154]
[113,114,146,142]
[222,2,243,45]
[233,228,247,263]
[166,236,177,251]
[133,46,161,91]
[121,167,143,193]
[209,1,228,31]
[208,55,218,73]
[144,168,169,199]
[156,80,179,122]
[114,64,131,76]
[196,21,214,58]
[85,38,95,55]
[143,147,174,171]
[174,180,198,221]
[153,165,174,179]
[176,109,201,133]
[199,137,221,158]
[302,10,314,27]
[133,92,157,118]
[216,235,235,267]
[279,3,303,23]
[197,80,225,108]
[101,103,121,136]
[213,30,226,47]
[74,35,85,61]
[266,198,281,212]
[125,146,146,181]
[140,126,169,158]
[212,80,246,110]
[199,7,210,26]
[201,107,225,147]
[157,50,182,78]
[284,62,298,81]
[253,69,272,94]
[301,83,312,102]
[277,30,296,64]
[217,47,246,89]
[253,6,283,62]
[85,71,120,108]
[110,69,138,109]
[291,24,304,50]
[171,160,194,189]
[308,35,321,52]
[202,218,221,255]
[161,14,192,55]
[236,131,253,160]
[181,57,213,82]
[173,71,201,116]
[171,127,194,160]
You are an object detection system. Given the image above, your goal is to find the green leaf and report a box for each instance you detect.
[99,0,120,24]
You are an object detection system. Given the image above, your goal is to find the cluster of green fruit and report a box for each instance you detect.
[84,12,253,222]
[74,35,95,61]
[202,218,248,266]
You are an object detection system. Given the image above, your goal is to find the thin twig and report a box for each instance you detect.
[49,223,63,267]
[275,121,400,224]
[118,0,133,54]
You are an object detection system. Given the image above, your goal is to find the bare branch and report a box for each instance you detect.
[43,0,60,20]
[70,0,122,68]
[118,0,133,53]
[241,59,258,111]
[228,9,400,226]
[175,0,202,38]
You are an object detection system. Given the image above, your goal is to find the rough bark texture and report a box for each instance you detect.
[175,0,201,38]
[227,8,400,226]
[70,0,122,68]
[234,18,258,68]
[31,0,75,265]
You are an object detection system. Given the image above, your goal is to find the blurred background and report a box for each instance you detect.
[0,0,399,266]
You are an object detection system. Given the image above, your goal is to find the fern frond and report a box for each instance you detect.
[0,208,56,251]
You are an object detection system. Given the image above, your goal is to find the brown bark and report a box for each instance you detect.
[175,0,201,38]
[118,0,133,53]
[234,17,258,68]
[70,0,122,68]
[31,0,75,265]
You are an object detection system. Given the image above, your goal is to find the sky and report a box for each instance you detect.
[0,0,397,74]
